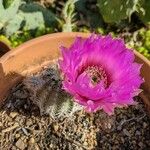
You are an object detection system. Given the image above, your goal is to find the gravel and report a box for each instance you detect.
[0,66,150,150]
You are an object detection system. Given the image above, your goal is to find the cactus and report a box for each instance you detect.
[75,0,104,28]
[137,0,150,24]
[0,0,21,30]
[24,65,82,119]
[62,0,78,32]
[19,2,58,28]
[0,0,24,36]
[0,0,57,36]
[3,0,14,8]
[97,0,144,23]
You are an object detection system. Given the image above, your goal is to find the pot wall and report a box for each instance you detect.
[0,33,150,109]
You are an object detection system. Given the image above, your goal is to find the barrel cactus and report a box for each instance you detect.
[24,66,82,119]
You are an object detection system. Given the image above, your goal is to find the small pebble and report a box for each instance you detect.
[15,133,20,138]
[138,142,143,147]
[49,144,53,148]
[22,128,29,136]
[10,112,18,118]
[29,137,35,144]
[123,129,131,137]
[135,130,141,136]
[0,122,3,127]
[143,122,147,128]
[15,138,25,149]
[83,141,88,146]
[53,124,59,132]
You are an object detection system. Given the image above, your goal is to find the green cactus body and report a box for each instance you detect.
[0,0,20,30]
[3,0,14,8]
[62,0,78,32]
[0,0,57,36]
[97,0,143,23]
[138,0,150,24]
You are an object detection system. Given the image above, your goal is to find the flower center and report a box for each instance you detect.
[85,65,108,87]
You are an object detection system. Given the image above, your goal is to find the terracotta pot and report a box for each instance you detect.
[0,32,150,111]
[0,41,11,57]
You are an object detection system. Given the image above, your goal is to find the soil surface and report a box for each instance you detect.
[0,65,150,150]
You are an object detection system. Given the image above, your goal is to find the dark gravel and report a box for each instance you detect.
[0,66,150,150]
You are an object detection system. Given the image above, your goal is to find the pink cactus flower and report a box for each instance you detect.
[59,34,143,115]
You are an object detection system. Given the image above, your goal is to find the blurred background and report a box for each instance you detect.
[0,0,150,59]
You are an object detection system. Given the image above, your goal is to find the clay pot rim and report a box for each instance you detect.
[0,32,89,62]
[1,32,149,65]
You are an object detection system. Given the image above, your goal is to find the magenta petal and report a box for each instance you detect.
[59,34,143,115]
[102,103,116,115]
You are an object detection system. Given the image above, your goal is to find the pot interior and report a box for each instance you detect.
[0,33,150,110]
